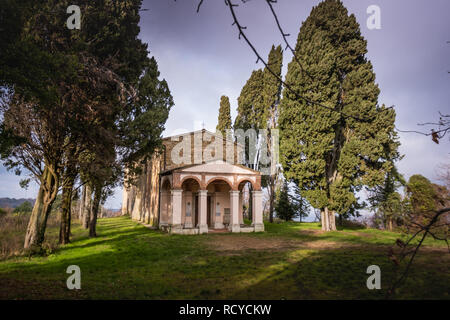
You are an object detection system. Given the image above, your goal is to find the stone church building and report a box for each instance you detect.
[121,129,264,234]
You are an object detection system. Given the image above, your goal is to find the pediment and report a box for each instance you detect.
[179,160,258,175]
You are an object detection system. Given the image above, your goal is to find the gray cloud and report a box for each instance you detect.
[1,0,449,209]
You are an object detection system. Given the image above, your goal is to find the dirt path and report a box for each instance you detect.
[206,234,450,255]
[207,235,357,253]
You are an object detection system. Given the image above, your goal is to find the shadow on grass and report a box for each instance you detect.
[225,246,448,300]
[0,217,448,299]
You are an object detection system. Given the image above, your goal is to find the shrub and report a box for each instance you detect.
[13,201,33,214]
[0,211,59,260]
[275,181,297,221]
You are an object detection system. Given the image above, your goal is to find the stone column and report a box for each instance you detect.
[171,189,182,232]
[239,191,244,224]
[252,190,264,232]
[198,190,208,234]
[159,191,169,226]
[229,190,240,232]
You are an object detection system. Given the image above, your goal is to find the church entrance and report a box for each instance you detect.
[207,195,212,227]
[194,194,198,227]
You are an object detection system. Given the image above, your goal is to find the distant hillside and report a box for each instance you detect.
[0,198,35,209]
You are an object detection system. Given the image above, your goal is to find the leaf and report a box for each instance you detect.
[432,131,439,144]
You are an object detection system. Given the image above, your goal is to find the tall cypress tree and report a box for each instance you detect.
[260,45,283,130]
[234,46,283,222]
[234,46,283,133]
[260,45,283,223]
[234,69,264,132]
[279,0,400,231]
[234,69,263,220]
[216,95,232,137]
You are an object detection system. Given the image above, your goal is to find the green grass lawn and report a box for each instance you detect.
[0,216,448,299]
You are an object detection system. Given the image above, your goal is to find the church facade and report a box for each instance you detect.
[121,129,264,234]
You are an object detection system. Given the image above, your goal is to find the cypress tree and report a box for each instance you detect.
[234,69,264,220]
[234,69,264,132]
[234,46,283,132]
[368,167,405,231]
[260,45,283,129]
[216,95,232,137]
[260,45,283,223]
[234,46,283,222]
[279,0,400,231]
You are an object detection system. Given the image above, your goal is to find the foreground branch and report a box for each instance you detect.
[224,0,377,123]
[387,207,450,298]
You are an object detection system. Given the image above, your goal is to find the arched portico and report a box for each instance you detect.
[159,160,264,234]
[181,178,200,229]
[206,178,232,230]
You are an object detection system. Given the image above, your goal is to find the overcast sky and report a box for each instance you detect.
[1,0,449,211]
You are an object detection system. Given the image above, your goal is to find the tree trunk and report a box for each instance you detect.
[89,185,102,237]
[321,207,337,231]
[24,165,59,249]
[321,209,327,231]
[59,175,75,244]
[388,217,393,231]
[79,185,86,221]
[82,185,92,229]
[329,210,337,231]
[268,176,275,223]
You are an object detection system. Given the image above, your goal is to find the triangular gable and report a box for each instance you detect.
[179,159,259,175]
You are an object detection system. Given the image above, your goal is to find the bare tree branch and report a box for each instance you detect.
[387,206,450,298]
[224,0,380,123]
[265,0,312,79]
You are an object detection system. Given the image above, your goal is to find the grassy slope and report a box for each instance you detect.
[0,216,448,299]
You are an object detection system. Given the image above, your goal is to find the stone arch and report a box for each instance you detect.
[206,176,233,190]
[236,177,258,191]
[180,177,201,229]
[180,175,203,189]
[161,176,171,190]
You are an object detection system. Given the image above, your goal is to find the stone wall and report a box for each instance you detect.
[122,153,162,226]
[162,130,243,171]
